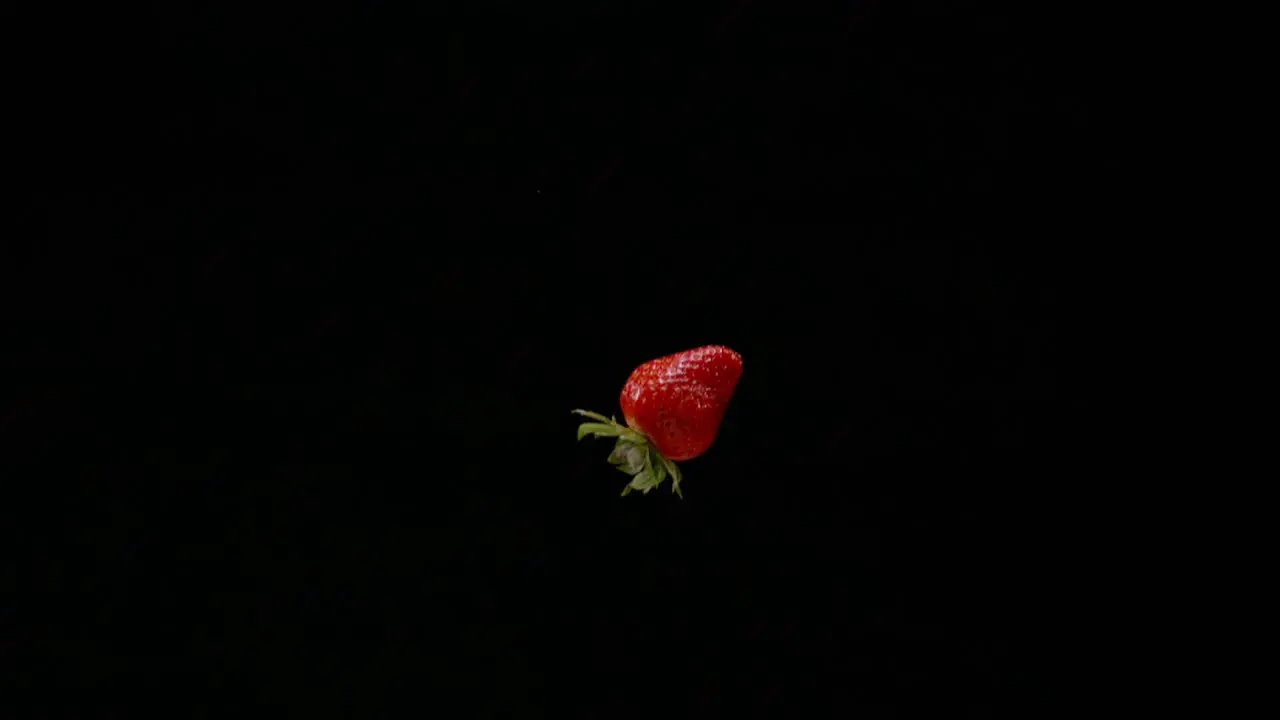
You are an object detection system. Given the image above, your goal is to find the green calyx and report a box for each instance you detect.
[571,409,684,498]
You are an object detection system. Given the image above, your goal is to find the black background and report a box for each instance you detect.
[14,2,1116,714]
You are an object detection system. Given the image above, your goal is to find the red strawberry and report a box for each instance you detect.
[573,345,742,497]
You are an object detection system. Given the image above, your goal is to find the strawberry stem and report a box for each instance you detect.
[572,409,684,497]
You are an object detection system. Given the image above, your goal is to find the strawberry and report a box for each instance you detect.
[573,345,743,497]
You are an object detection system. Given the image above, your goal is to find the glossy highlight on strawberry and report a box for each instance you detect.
[573,345,743,497]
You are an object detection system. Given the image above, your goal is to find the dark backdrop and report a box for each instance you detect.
[15,2,1114,715]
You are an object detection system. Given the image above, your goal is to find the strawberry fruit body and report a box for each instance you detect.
[573,345,743,497]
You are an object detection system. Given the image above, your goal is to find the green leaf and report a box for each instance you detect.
[653,452,672,477]
[577,423,620,441]
[622,446,645,473]
[656,455,683,498]
[608,438,635,464]
[611,441,645,474]
[629,469,659,492]
[571,409,615,425]
[642,445,666,488]
[609,440,632,466]
[652,458,667,487]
